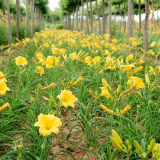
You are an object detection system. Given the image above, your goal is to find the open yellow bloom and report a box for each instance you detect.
[126,54,133,61]
[39,58,46,66]
[127,76,145,90]
[92,56,101,64]
[57,90,78,108]
[85,56,93,66]
[35,52,44,60]
[15,56,28,66]
[34,114,62,136]
[150,41,157,47]
[100,87,111,99]
[122,65,134,72]
[0,81,10,95]
[36,66,44,76]
[0,72,7,82]
[46,56,60,68]
[0,102,10,112]
[69,53,78,60]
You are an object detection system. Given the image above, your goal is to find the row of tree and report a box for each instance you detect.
[0,0,53,45]
[59,0,160,51]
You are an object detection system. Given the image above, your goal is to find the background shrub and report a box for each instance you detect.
[55,23,63,30]
[12,22,30,40]
[0,22,8,46]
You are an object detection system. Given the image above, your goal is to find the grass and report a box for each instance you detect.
[0,28,160,160]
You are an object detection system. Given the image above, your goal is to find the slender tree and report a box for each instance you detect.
[102,0,105,34]
[143,0,149,51]
[6,0,12,45]
[128,0,133,38]
[95,0,101,35]
[72,8,75,30]
[86,0,89,34]
[16,0,20,39]
[89,0,93,33]
[109,0,112,37]
[26,0,30,30]
[76,4,78,30]
[139,0,142,32]
[81,0,84,31]
[31,0,34,36]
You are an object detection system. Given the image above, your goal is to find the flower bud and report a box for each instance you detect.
[110,137,123,151]
[133,140,143,155]
[112,129,123,145]
[117,85,122,96]
[147,139,155,155]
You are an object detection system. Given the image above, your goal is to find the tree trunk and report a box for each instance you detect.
[109,0,112,37]
[95,0,101,35]
[16,0,20,39]
[114,5,116,20]
[72,9,75,30]
[81,0,84,31]
[143,0,149,52]
[69,13,71,30]
[128,0,133,38]
[102,0,105,34]
[86,0,89,34]
[139,0,141,32]
[31,0,34,36]
[6,0,12,45]
[119,4,121,32]
[124,3,126,33]
[89,0,93,33]
[157,0,158,26]
[76,4,78,31]
[26,0,30,30]
[152,0,154,21]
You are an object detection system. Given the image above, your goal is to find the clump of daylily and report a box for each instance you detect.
[110,129,132,154]
[99,78,144,103]
[133,139,155,159]
[150,41,160,59]
[60,76,83,88]
[152,143,160,160]
[110,130,156,159]
[145,73,160,91]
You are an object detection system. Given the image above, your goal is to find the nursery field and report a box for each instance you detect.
[1,29,160,160]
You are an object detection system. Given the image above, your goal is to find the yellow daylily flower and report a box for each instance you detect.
[57,90,78,108]
[15,56,28,66]
[34,114,62,136]
[0,81,10,95]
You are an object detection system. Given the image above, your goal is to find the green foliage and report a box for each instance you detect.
[52,8,62,23]
[0,22,8,46]
[55,23,64,30]
[34,0,49,15]
[34,24,41,33]
[12,22,30,40]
